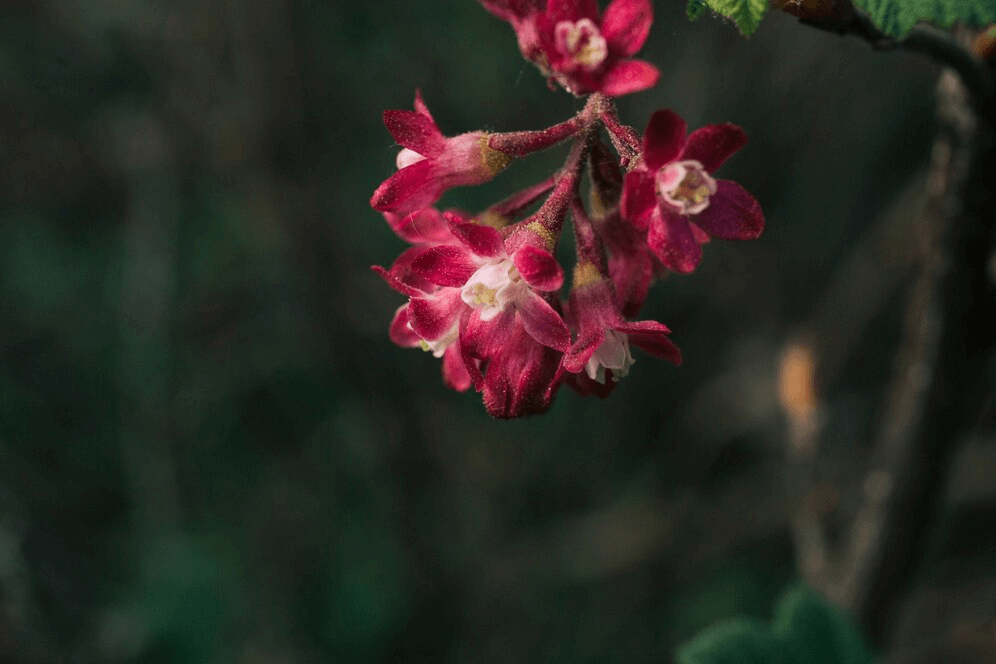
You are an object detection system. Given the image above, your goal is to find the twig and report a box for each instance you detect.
[796,4,994,101]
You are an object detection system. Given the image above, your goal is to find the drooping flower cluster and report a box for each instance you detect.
[370,0,764,418]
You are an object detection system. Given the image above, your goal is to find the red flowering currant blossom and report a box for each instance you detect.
[621,109,765,274]
[374,262,474,393]
[480,320,563,418]
[408,215,570,357]
[370,91,514,216]
[482,0,659,97]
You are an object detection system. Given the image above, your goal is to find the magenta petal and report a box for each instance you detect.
[410,245,478,287]
[385,208,452,245]
[412,89,434,123]
[389,304,421,348]
[690,223,711,245]
[513,245,563,291]
[442,344,472,391]
[463,308,515,359]
[601,0,652,56]
[647,209,702,274]
[620,170,656,229]
[371,264,423,298]
[546,0,597,22]
[517,293,570,351]
[642,109,687,171]
[383,110,446,157]
[599,59,659,97]
[563,329,605,373]
[625,325,682,366]
[408,290,464,340]
[448,219,505,258]
[680,123,747,173]
[370,159,438,214]
[613,319,670,335]
[692,181,764,240]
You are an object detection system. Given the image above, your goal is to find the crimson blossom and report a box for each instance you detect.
[370,2,766,418]
[620,109,765,274]
[480,0,659,96]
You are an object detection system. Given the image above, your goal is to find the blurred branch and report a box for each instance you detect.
[793,3,994,100]
[782,38,996,645]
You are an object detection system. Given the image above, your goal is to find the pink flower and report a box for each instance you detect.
[481,321,562,418]
[482,0,659,97]
[371,91,513,215]
[409,216,570,356]
[563,262,681,389]
[621,109,765,274]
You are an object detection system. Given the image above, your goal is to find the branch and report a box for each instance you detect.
[796,4,994,101]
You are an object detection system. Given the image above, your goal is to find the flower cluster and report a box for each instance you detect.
[371,0,764,418]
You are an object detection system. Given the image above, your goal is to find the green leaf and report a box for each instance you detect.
[773,587,875,664]
[853,0,996,37]
[677,619,797,664]
[697,0,768,36]
[688,0,708,21]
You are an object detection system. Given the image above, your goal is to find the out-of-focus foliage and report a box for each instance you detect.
[686,0,768,36]
[854,0,996,37]
[678,586,875,664]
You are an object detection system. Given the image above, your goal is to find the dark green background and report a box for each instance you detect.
[2,1,989,662]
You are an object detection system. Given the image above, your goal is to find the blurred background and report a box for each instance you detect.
[1,1,993,662]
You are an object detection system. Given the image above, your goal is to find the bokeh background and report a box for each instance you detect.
[1,1,993,662]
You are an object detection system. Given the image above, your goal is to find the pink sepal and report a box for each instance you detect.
[620,170,656,229]
[601,0,652,57]
[370,159,437,213]
[600,59,659,97]
[647,209,701,274]
[389,304,421,347]
[481,325,561,418]
[411,245,478,287]
[518,293,570,351]
[384,208,452,245]
[463,308,515,359]
[371,264,423,299]
[680,123,747,173]
[624,324,682,366]
[442,344,473,392]
[643,109,687,171]
[563,329,605,373]
[513,245,563,291]
[692,181,764,240]
[546,0,598,23]
[448,219,505,258]
[408,289,465,340]
[383,109,445,157]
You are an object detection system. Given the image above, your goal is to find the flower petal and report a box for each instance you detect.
[692,180,764,240]
[389,304,421,347]
[408,290,465,340]
[647,208,702,274]
[513,245,563,291]
[599,59,659,97]
[383,110,446,157]
[371,264,423,298]
[625,325,682,366]
[601,0,652,56]
[463,307,515,359]
[517,292,570,351]
[448,218,506,258]
[442,344,472,391]
[620,170,657,229]
[563,329,605,373]
[370,159,439,214]
[384,208,452,245]
[642,109,687,171]
[410,245,479,287]
[546,0,598,23]
[680,123,747,173]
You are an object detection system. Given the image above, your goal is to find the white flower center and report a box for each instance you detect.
[656,160,717,215]
[554,19,608,72]
[396,147,427,170]
[585,330,635,384]
[417,319,459,358]
[461,259,527,321]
